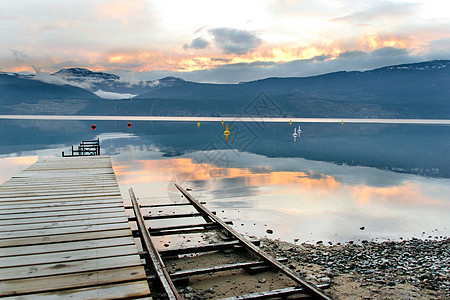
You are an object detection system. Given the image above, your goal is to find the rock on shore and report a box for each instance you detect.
[260,237,449,299]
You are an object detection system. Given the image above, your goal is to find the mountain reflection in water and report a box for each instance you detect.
[0,119,449,243]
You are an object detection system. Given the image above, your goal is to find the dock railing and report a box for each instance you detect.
[62,138,100,157]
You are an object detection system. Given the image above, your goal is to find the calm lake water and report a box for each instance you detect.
[0,117,449,244]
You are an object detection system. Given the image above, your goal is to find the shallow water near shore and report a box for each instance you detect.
[0,118,449,244]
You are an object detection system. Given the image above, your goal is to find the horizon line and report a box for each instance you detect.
[1,115,449,125]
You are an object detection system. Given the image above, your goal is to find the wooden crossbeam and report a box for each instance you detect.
[168,258,289,279]
[158,239,260,257]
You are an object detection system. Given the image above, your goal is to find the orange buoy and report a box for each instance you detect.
[224,124,230,141]
[91,124,96,130]
[197,121,200,128]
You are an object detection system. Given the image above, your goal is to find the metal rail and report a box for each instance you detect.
[175,183,333,300]
[129,185,333,299]
[129,188,181,300]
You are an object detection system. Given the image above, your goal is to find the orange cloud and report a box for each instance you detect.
[113,158,340,194]
[113,157,448,211]
[359,33,410,51]
[98,0,148,27]
[103,44,341,73]
[351,183,446,207]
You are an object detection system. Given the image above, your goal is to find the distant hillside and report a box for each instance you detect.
[0,72,100,114]
[131,60,449,118]
[1,60,449,118]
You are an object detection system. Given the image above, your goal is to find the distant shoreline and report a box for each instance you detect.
[1,115,450,125]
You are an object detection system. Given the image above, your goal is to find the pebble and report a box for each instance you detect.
[261,237,450,297]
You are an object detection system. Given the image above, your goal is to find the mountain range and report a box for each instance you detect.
[0,60,449,118]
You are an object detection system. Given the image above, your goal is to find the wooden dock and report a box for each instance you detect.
[0,156,151,299]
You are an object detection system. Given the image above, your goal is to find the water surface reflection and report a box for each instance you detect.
[1,119,449,244]
[112,148,450,244]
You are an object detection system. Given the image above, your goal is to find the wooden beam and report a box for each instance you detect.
[218,285,329,300]
[143,212,204,220]
[0,266,146,296]
[175,184,333,300]
[149,222,218,232]
[158,239,260,257]
[168,258,288,278]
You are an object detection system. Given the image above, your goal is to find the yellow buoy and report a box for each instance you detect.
[221,120,224,126]
[290,120,292,126]
[341,120,344,126]
[224,124,230,141]
[197,120,200,128]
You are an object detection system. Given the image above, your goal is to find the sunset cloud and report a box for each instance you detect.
[183,37,210,50]
[209,28,263,55]
[0,0,448,83]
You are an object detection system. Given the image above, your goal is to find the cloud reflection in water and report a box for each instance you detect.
[112,149,450,243]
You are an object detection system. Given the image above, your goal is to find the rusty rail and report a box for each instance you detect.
[175,183,333,300]
[129,188,181,300]
[128,185,334,299]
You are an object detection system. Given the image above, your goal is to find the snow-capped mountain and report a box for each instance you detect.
[50,68,186,98]
[52,68,120,81]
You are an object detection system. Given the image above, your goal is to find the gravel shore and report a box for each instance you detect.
[260,237,449,299]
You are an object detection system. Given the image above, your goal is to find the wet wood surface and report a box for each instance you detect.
[0,156,151,299]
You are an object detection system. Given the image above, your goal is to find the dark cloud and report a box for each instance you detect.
[169,47,418,83]
[370,47,408,57]
[311,54,332,62]
[210,57,232,62]
[209,27,262,55]
[339,51,366,58]
[117,46,443,85]
[11,49,30,63]
[183,37,209,50]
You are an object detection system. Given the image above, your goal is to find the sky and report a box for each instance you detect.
[1,0,450,83]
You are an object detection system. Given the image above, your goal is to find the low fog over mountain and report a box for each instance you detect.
[1,60,449,118]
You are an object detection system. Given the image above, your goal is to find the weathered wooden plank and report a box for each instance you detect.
[0,266,147,296]
[0,222,131,239]
[0,228,133,247]
[0,198,122,210]
[0,244,139,268]
[0,202,124,215]
[0,236,135,258]
[0,211,127,226]
[0,192,121,202]
[142,212,203,220]
[0,184,119,192]
[0,156,150,299]
[158,240,242,256]
[0,206,126,220]
[0,187,120,198]
[0,216,128,232]
[0,254,143,281]
[149,228,219,237]
[1,178,117,184]
[0,281,151,300]
[0,195,123,206]
[149,222,217,232]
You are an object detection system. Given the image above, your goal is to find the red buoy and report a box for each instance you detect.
[127,122,131,128]
[91,124,96,130]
